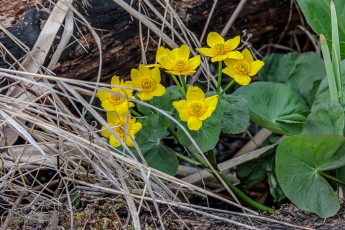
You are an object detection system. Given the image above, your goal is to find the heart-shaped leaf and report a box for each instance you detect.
[276,134,345,218]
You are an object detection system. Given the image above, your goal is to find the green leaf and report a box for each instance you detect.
[259,52,325,105]
[276,134,345,218]
[234,82,309,135]
[296,0,345,59]
[177,102,223,153]
[220,94,249,134]
[302,102,344,135]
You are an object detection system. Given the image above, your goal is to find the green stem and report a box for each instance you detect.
[180,75,188,93]
[208,150,218,170]
[319,171,345,186]
[176,152,202,166]
[217,172,274,212]
[130,108,143,117]
[171,74,186,96]
[220,80,235,96]
[216,61,223,93]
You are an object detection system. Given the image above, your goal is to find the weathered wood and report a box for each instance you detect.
[0,0,300,82]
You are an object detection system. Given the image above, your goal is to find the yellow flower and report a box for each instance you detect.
[222,48,265,86]
[196,32,243,62]
[157,44,201,75]
[102,112,142,148]
[145,47,170,68]
[129,65,166,101]
[97,76,135,114]
[173,86,218,131]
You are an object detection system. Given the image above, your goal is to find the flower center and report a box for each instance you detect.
[174,59,188,72]
[140,77,155,92]
[213,43,229,55]
[114,120,126,138]
[187,101,206,117]
[234,60,251,75]
[109,89,126,105]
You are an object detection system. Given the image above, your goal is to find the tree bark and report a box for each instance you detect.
[0,0,301,82]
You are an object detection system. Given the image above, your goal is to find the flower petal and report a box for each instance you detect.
[159,56,174,70]
[179,45,191,60]
[109,135,121,148]
[207,32,224,47]
[97,88,110,102]
[226,51,243,60]
[116,102,130,114]
[137,91,153,101]
[249,60,265,76]
[173,100,189,121]
[111,75,120,86]
[131,122,142,135]
[156,46,169,61]
[187,116,202,130]
[187,55,201,71]
[233,74,251,86]
[150,84,166,96]
[101,125,111,138]
[224,36,240,50]
[186,86,205,102]
[204,95,218,109]
[242,48,254,63]
[125,135,135,147]
[196,48,215,57]
[199,106,216,120]
[106,112,119,122]
[211,55,228,62]
[151,67,161,83]
[224,58,239,67]
[222,67,237,78]
[131,68,142,83]
[102,100,116,111]
[139,65,152,78]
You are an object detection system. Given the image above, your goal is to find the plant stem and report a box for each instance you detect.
[180,75,188,93]
[130,108,143,117]
[208,150,218,169]
[176,152,202,166]
[217,172,274,212]
[217,61,223,93]
[220,80,235,96]
[319,171,345,186]
[171,74,186,96]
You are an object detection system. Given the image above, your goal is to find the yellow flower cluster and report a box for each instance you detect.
[197,32,264,86]
[98,31,265,134]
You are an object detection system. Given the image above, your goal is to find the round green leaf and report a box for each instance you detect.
[220,94,249,134]
[276,134,345,218]
[234,82,309,135]
[177,102,223,153]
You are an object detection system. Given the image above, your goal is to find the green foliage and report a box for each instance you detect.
[276,135,345,218]
[296,0,345,59]
[234,82,309,135]
[177,102,223,153]
[259,52,325,105]
[302,102,344,135]
[219,94,249,134]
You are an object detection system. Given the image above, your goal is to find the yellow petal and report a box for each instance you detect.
[224,58,239,67]
[196,48,215,57]
[173,100,189,121]
[249,60,265,76]
[204,95,218,109]
[211,55,228,62]
[116,102,130,114]
[179,45,191,60]
[159,56,174,70]
[242,48,254,63]
[106,112,119,123]
[110,135,121,148]
[199,106,216,120]
[102,100,116,111]
[101,125,111,138]
[137,91,153,101]
[150,84,166,96]
[139,65,152,78]
[226,51,243,60]
[151,68,161,83]
[156,46,168,61]
[222,67,237,78]
[207,32,224,47]
[187,55,201,71]
[131,68,142,83]
[125,135,134,147]
[186,86,205,102]
[97,88,110,101]
[224,36,240,51]
[124,80,134,88]
[111,75,120,86]
[131,122,142,134]
[187,116,202,130]
[233,75,251,86]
